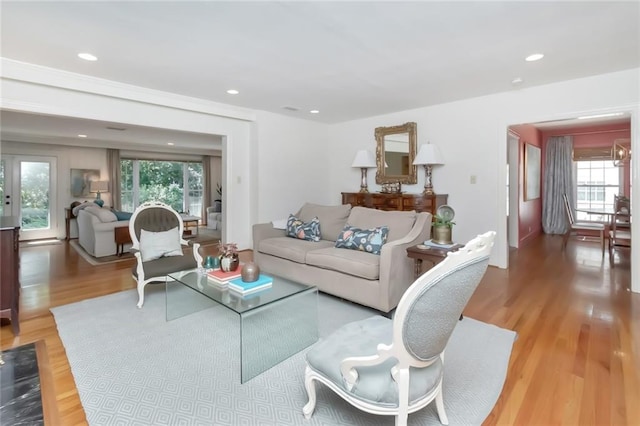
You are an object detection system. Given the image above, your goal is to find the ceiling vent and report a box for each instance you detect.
[106,126,127,131]
[282,106,299,112]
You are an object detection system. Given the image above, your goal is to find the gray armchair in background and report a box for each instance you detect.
[129,201,203,308]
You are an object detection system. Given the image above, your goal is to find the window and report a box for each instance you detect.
[120,159,203,215]
[575,160,622,221]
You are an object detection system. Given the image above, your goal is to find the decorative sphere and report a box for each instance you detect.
[241,262,260,282]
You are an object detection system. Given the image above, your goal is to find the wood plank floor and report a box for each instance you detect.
[1,235,637,425]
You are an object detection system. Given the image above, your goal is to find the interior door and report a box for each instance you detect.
[1,155,58,240]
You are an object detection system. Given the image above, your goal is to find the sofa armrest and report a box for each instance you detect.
[252,222,286,250]
[377,212,433,311]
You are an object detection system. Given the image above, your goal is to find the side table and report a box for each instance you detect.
[406,243,464,279]
[114,226,132,256]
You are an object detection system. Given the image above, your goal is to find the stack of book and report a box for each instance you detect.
[228,274,273,295]
[206,268,243,287]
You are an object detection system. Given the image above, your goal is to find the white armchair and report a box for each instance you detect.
[206,205,223,230]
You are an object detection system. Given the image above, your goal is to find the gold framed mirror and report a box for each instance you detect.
[375,122,417,184]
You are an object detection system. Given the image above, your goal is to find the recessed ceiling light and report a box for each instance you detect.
[309,110,320,114]
[78,52,98,61]
[78,134,87,138]
[167,142,175,146]
[525,53,544,62]
[512,77,524,85]
[226,89,239,95]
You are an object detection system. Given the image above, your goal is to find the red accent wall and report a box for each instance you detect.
[510,124,543,246]
[509,121,631,248]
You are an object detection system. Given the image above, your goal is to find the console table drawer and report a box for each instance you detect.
[341,192,447,216]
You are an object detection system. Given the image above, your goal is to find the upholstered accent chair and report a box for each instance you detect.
[609,196,631,265]
[129,201,203,308]
[302,231,496,426]
[562,194,605,256]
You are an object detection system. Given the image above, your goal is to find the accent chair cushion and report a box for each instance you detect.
[335,225,389,255]
[140,227,183,262]
[306,316,443,406]
[286,214,321,242]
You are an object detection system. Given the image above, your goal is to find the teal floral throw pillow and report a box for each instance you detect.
[286,214,321,242]
[335,224,389,255]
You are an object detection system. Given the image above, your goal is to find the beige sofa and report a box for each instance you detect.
[252,203,432,313]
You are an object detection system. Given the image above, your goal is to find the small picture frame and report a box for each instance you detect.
[524,143,541,201]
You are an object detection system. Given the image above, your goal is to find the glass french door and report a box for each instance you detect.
[1,155,57,240]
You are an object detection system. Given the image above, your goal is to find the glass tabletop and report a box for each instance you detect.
[167,268,315,315]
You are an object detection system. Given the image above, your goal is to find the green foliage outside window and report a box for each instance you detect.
[120,159,203,214]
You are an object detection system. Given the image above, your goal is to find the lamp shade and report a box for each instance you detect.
[90,181,109,193]
[413,144,444,165]
[351,150,377,168]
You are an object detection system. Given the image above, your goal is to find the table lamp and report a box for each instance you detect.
[90,181,109,207]
[413,143,444,195]
[351,150,377,193]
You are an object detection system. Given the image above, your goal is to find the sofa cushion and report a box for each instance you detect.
[85,205,118,223]
[306,247,380,280]
[286,214,321,242]
[258,237,334,264]
[335,225,389,255]
[347,207,416,243]
[297,203,352,242]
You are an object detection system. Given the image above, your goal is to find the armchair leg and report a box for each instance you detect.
[395,368,409,426]
[302,366,317,419]
[136,282,145,308]
[435,383,449,425]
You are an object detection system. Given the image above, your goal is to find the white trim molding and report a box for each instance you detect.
[1,57,256,122]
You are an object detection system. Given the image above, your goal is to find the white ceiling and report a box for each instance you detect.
[1,1,639,145]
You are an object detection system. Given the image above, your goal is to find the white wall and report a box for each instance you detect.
[328,68,640,293]
[253,111,330,222]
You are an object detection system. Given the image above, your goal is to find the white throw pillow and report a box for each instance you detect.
[84,205,118,223]
[140,227,183,262]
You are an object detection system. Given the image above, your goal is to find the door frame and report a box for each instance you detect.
[1,154,58,240]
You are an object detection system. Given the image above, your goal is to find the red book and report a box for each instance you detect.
[207,268,242,284]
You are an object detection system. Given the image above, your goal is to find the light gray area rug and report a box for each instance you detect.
[51,286,516,425]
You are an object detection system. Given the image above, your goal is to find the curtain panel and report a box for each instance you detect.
[107,149,121,211]
[542,136,574,234]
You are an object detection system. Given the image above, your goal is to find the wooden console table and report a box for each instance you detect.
[0,216,21,335]
[341,192,448,216]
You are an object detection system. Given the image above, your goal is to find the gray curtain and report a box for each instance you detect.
[202,155,212,222]
[542,136,574,234]
[107,149,121,211]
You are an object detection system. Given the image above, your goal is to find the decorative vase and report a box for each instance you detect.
[220,254,240,272]
[432,226,452,245]
[241,262,260,282]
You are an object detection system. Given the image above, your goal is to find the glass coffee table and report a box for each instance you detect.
[166,269,318,383]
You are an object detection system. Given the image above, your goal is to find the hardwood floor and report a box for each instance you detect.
[1,235,637,425]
